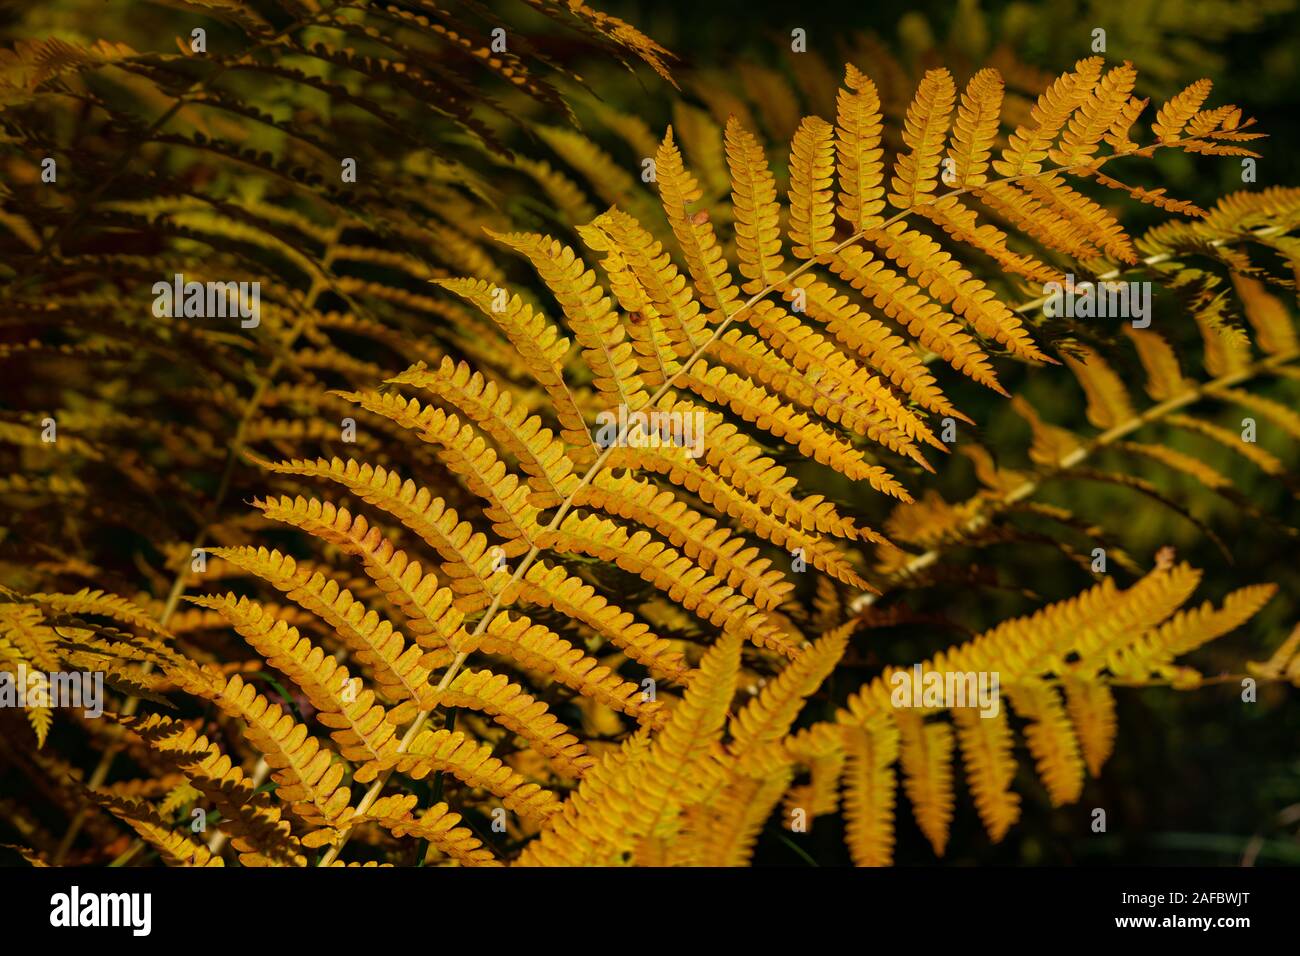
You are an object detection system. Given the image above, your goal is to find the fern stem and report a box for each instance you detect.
[1010,224,1292,316]
[851,346,1300,612]
[315,132,1233,864]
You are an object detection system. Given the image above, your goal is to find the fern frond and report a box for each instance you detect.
[488,230,651,413]
[250,457,506,612]
[895,711,956,855]
[538,512,799,656]
[431,669,592,778]
[655,129,742,314]
[514,561,688,682]
[473,611,667,725]
[888,68,956,211]
[726,119,787,293]
[1060,679,1118,778]
[366,728,561,826]
[1006,679,1085,806]
[335,390,545,547]
[617,631,745,859]
[1152,79,1214,142]
[946,68,1004,188]
[359,794,499,866]
[728,623,852,766]
[153,668,354,835]
[841,719,899,866]
[1063,347,1135,428]
[952,706,1020,842]
[207,545,436,708]
[434,278,596,460]
[252,495,473,652]
[835,64,887,234]
[127,714,305,867]
[387,359,581,508]
[788,116,838,260]
[185,593,404,775]
[95,794,224,867]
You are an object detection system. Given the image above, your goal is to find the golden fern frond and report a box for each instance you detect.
[888,68,956,211]
[185,594,404,774]
[952,706,1020,842]
[364,728,561,826]
[1249,624,1300,684]
[489,230,652,413]
[783,742,846,825]
[1125,328,1189,401]
[728,623,852,765]
[585,208,710,356]
[1166,414,1286,475]
[127,714,305,867]
[1233,272,1299,356]
[726,118,788,293]
[207,545,435,709]
[835,64,888,234]
[788,116,838,260]
[252,495,472,652]
[1006,679,1086,806]
[387,359,581,508]
[512,561,688,683]
[10,19,1290,872]
[251,457,506,612]
[358,794,499,867]
[821,565,1275,857]
[1152,78,1215,142]
[472,610,667,725]
[1062,346,1136,429]
[1053,63,1139,166]
[896,711,956,855]
[336,390,545,548]
[1060,679,1118,778]
[544,631,743,864]
[28,589,168,637]
[430,668,594,778]
[166,668,354,837]
[433,278,596,461]
[994,57,1105,178]
[946,68,1004,188]
[537,512,798,657]
[672,743,793,867]
[663,626,856,864]
[94,794,224,867]
[841,718,900,866]
[514,731,653,867]
[655,130,742,314]
[577,471,794,610]
[1109,584,1279,683]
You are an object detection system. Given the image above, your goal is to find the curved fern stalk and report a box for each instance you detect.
[1008,224,1296,319]
[315,72,1260,864]
[850,344,1300,614]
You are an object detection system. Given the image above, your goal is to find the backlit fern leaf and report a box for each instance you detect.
[3,26,1295,872]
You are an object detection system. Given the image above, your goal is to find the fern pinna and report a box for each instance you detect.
[3,54,1298,867]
